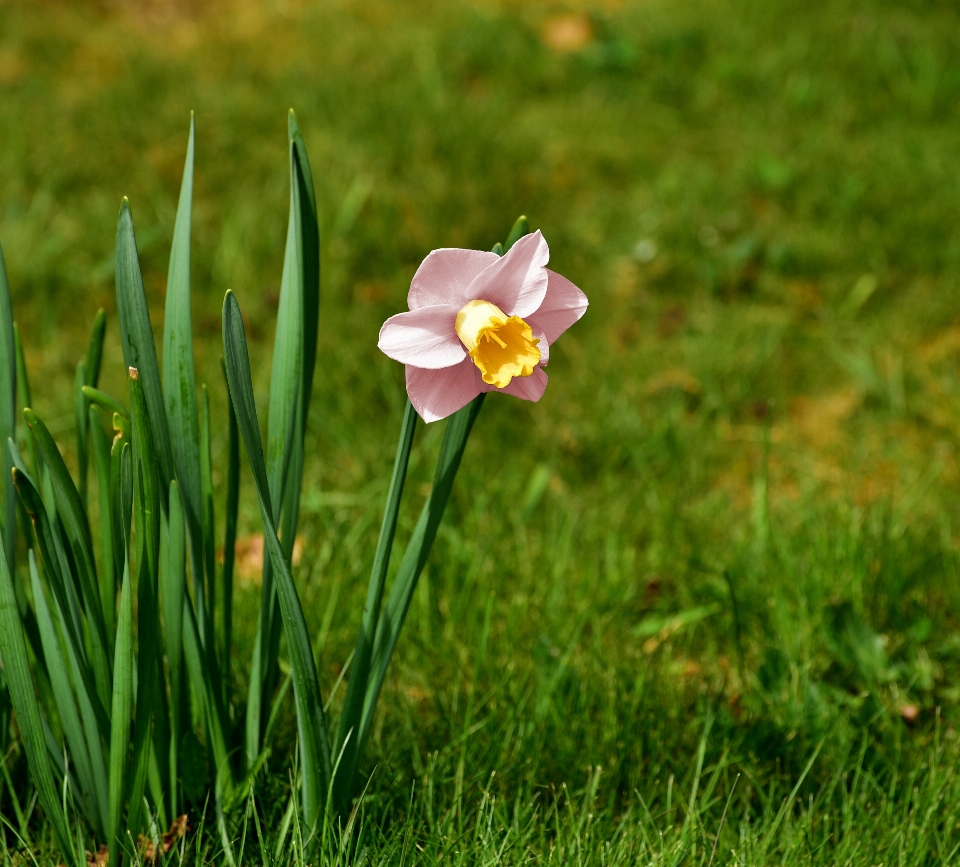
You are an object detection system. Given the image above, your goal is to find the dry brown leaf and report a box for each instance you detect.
[139,814,190,863]
[84,846,108,867]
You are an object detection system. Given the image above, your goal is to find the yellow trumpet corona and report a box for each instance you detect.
[455,299,541,389]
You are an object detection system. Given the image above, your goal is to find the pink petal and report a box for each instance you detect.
[533,330,550,366]
[464,231,549,319]
[378,306,465,369]
[526,269,588,344]
[484,366,548,402]
[406,358,483,423]
[408,248,500,310]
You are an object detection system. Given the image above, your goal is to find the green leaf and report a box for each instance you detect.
[82,386,128,421]
[29,551,103,835]
[126,368,162,837]
[90,407,116,637]
[504,215,529,251]
[109,430,132,585]
[24,409,111,705]
[358,395,485,755]
[0,543,80,867]
[283,114,321,559]
[200,385,216,641]
[57,561,111,842]
[266,150,304,514]
[247,113,321,766]
[14,323,40,483]
[162,479,186,818]
[10,461,111,739]
[75,362,88,502]
[114,199,174,509]
[108,556,133,867]
[0,243,15,576]
[221,361,240,710]
[76,310,107,504]
[85,309,107,389]
[162,117,208,644]
[179,589,231,791]
[332,400,417,810]
[288,110,321,448]
[222,290,331,828]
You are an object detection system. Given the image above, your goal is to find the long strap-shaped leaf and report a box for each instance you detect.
[288,111,320,423]
[90,407,116,637]
[14,324,40,483]
[162,479,186,819]
[252,129,307,734]
[332,400,417,810]
[247,114,320,766]
[0,543,80,867]
[358,395,485,755]
[24,409,111,705]
[220,361,240,710]
[108,550,133,867]
[0,243,15,575]
[162,118,208,642]
[29,551,104,835]
[126,369,162,837]
[11,460,111,738]
[115,201,174,512]
[223,290,331,828]
[76,310,106,505]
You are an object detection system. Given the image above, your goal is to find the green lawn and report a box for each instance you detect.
[3,0,960,862]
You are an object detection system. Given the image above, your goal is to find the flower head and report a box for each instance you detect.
[378,231,588,422]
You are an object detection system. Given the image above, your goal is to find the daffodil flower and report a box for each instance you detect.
[378,231,588,422]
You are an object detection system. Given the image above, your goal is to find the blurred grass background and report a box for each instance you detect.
[3,0,960,861]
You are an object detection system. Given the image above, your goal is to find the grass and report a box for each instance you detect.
[3,0,960,862]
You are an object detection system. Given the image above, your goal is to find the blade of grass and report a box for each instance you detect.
[332,400,417,811]
[0,543,80,867]
[222,290,331,828]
